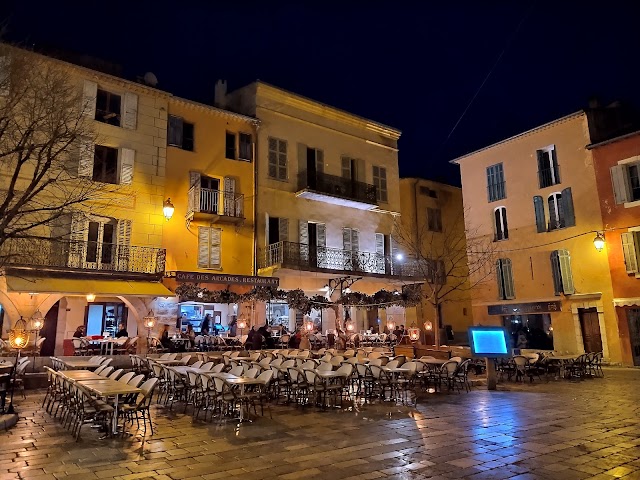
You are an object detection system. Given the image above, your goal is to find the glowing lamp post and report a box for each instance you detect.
[345,321,355,332]
[7,317,29,414]
[593,232,605,252]
[163,198,175,221]
[143,313,157,353]
[408,327,420,342]
[304,316,315,333]
[387,316,396,333]
[237,316,247,338]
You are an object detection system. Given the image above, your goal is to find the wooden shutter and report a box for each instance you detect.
[342,228,352,252]
[77,138,94,178]
[116,219,132,246]
[351,229,359,252]
[119,148,135,185]
[551,148,560,183]
[533,196,546,233]
[197,227,209,268]
[122,92,138,130]
[502,259,515,299]
[116,219,132,271]
[550,251,562,295]
[278,218,288,243]
[82,80,97,118]
[621,232,639,274]
[268,139,277,178]
[610,165,631,204]
[316,223,327,268]
[298,220,309,245]
[265,212,270,247]
[169,115,184,147]
[223,176,236,216]
[356,158,366,182]
[495,259,505,299]
[210,228,221,268]
[68,213,89,268]
[316,149,324,174]
[375,233,385,274]
[561,187,575,227]
[342,157,352,179]
[494,209,503,240]
[558,249,574,294]
[278,140,288,180]
[0,56,10,96]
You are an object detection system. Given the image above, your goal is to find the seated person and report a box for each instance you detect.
[73,325,85,338]
[115,323,128,338]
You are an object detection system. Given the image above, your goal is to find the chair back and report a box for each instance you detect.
[101,358,113,367]
[369,358,383,366]
[245,367,260,379]
[330,356,344,367]
[179,355,191,365]
[129,374,145,388]
[441,361,458,377]
[394,355,406,366]
[99,366,114,377]
[230,366,244,376]
[450,356,462,363]
[201,361,215,371]
[168,353,178,360]
[317,362,333,372]
[108,368,124,380]
[160,353,171,360]
[336,363,353,377]
[192,360,204,369]
[211,363,225,373]
[281,359,295,369]
[257,369,273,384]
[343,349,355,358]
[513,355,528,367]
[94,365,106,375]
[386,360,399,369]
[301,360,317,370]
[118,372,135,384]
[402,362,418,375]
[270,358,284,368]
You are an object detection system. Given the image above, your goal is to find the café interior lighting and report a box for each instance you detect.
[387,316,396,332]
[86,293,96,303]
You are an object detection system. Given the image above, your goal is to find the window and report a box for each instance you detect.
[629,165,640,201]
[537,146,560,188]
[486,163,506,202]
[342,227,360,253]
[95,89,121,127]
[167,115,194,151]
[239,133,253,161]
[86,220,115,265]
[548,193,564,230]
[551,249,575,295]
[373,166,388,202]
[419,186,438,198]
[427,208,442,232]
[538,188,575,232]
[496,258,515,300]
[93,145,119,184]
[267,216,288,245]
[621,231,640,274]
[268,137,287,180]
[494,207,508,240]
[197,227,221,269]
[426,259,445,284]
[611,161,640,204]
[225,132,236,159]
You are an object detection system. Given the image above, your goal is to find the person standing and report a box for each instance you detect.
[201,314,211,335]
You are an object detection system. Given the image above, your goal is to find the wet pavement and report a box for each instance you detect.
[1,368,640,480]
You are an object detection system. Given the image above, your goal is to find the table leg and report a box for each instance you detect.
[112,393,119,435]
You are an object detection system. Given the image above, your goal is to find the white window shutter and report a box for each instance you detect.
[495,260,505,299]
[611,165,631,204]
[210,228,221,268]
[341,157,351,179]
[558,249,575,294]
[119,148,135,185]
[197,227,209,268]
[68,213,89,268]
[116,219,132,246]
[316,224,326,247]
[351,229,359,252]
[299,220,309,245]
[375,233,385,255]
[621,232,639,274]
[116,219,132,271]
[502,259,515,299]
[122,92,138,130]
[82,80,97,119]
[278,218,288,243]
[77,139,94,178]
[0,56,10,96]
[342,228,352,252]
[223,176,236,216]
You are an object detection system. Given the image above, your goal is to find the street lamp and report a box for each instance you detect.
[30,311,44,371]
[163,198,175,221]
[593,232,605,252]
[237,315,247,338]
[7,317,29,414]
[143,313,157,353]
[304,316,315,333]
[387,316,396,332]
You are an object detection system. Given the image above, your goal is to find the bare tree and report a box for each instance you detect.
[393,208,496,348]
[0,44,117,267]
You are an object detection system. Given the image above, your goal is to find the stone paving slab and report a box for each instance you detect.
[0,368,639,479]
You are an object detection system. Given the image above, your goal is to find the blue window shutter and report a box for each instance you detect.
[536,151,545,188]
[495,259,504,299]
[552,148,560,183]
[502,259,515,299]
[494,209,502,240]
[502,208,509,239]
[558,249,575,294]
[550,251,562,295]
[533,196,546,233]
[561,187,575,227]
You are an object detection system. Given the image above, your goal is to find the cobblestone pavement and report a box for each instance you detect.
[1,368,640,480]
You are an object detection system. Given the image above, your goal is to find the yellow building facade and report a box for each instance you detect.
[452,112,622,362]
[398,178,474,341]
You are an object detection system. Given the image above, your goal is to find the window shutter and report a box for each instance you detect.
[621,232,639,274]
[550,251,562,295]
[494,209,503,240]
[119,148,135,185]
[561,187,575,227]
[297,143,307,180]
[223,176,236,216]
[501,208,508,239]
[299,220,309,245]
[278,140,288,180]
[551,148,560,183]
[536,151,545,188]
[189,171,200,187]
[268,145,277,178]
[558,249,575,294]
[68,213,89,268]
[351,229,359,252]
[502,259,515,299]
[375,233,385,255]
[82,80,97,118]
[356,158,366,182]
[116,219,132,246]
[342,157,352,179]
[264,213,269,247]
[116,219,132,271]
[316,224,326,247]
[610,165,631,204]
[495,259,505,300]
[122,92,138,130]
[169,116,184,147]
[0,56,10,96]
[210,228,221,268]
[278,218,288,243]
[342,228,352,252]
[316,149,324,174]
[197,227,210,268]
[533,196,546,233]
[77,138,94,178]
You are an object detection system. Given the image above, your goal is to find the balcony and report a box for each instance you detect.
[0,237,166,278]
[538,165,561,188]
[296,171,378,210]
[258,241,421,278]
[186,186,244,224]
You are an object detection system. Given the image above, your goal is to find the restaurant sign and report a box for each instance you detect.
[487,301,562,316]
[175,271,279,287]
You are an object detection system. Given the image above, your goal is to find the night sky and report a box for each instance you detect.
[2,1,639,186]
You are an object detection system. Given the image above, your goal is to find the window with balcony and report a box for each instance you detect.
[372,166,388,202]
[494,206,508,240]
[86,220,116,265]
[487,163,505,202]
[197,226,221,269]
[537,145,560,188]
[95,89,121,126]
[427,208,442,232]
[268,137,287,181]
[550,249,575,295]
[93,145,119,184]
[496,258,515,300]
[167,115,194,151]
[611,161,640,204]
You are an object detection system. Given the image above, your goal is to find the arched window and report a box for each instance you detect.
[548,193,564,230]
[494,206,508,241]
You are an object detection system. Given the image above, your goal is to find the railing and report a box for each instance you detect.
[538,165,561,188]
[297,170,377,205]
[487,181,506,202]
[187,186,244,219]
[258,241,421,277]
[0,237,166,275]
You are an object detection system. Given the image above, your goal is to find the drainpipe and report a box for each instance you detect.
[253,123,259,276]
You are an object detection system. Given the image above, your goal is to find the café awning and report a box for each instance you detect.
[613,298,640,307]
[5,275,174,297]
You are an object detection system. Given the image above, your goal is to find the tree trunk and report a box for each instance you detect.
[434,302,440,349]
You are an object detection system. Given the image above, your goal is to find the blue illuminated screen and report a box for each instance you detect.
[469,328,508,355]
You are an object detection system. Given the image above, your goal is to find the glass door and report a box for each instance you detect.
[85,220,116,270]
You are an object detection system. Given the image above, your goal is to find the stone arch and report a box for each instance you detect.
[0,289,20,328]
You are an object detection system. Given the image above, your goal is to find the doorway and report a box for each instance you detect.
[86,219,116,269]
[85,302,128,337]
[578,308,603,353]
[40,302,60,356]
[627,308,640,366]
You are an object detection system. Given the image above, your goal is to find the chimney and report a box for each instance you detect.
[214,79,227,108]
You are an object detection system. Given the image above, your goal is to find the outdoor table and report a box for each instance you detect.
[315,370,348,379]
[61,358,101,370]
[207,371,237,380]
[77,378,141,435]
[151,358,183,366]
[548,355,578,361]
[382,366,412,374]
[59,370,103,380]
[171,366,213,376]
[223,376,263,423]
[418,358,448,369]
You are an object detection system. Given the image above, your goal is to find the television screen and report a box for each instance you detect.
[468,326,510,357]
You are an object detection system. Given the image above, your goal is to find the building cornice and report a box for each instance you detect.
[170,97,260,125]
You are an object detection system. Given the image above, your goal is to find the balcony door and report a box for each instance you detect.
[86,219,116,270]
[200,176,220,214]
[306,147,323,189]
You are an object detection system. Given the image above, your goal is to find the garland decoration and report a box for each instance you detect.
[175,282,422,311]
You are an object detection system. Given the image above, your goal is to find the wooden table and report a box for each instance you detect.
[207,372,237,380]
[59,370,103,380]
[171,366,213,376]
[151,358,183,366]
[78,379,141,435]
[223,377,263,423]
[61,359,101,370]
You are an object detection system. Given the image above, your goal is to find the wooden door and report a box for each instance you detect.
[628,310,640,366]
[579,308,603,353]
[40,302,59,357]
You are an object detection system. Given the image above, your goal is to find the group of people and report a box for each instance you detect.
[72,323,129,339]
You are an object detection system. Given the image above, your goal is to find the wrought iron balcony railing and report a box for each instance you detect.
[187,186,244,219]
[297,170,377,205]
[538,165,561,188]
[258,241,421,278]
[0,237,166,276]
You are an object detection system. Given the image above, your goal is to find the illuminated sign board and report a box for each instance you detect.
[468,326,510,357]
